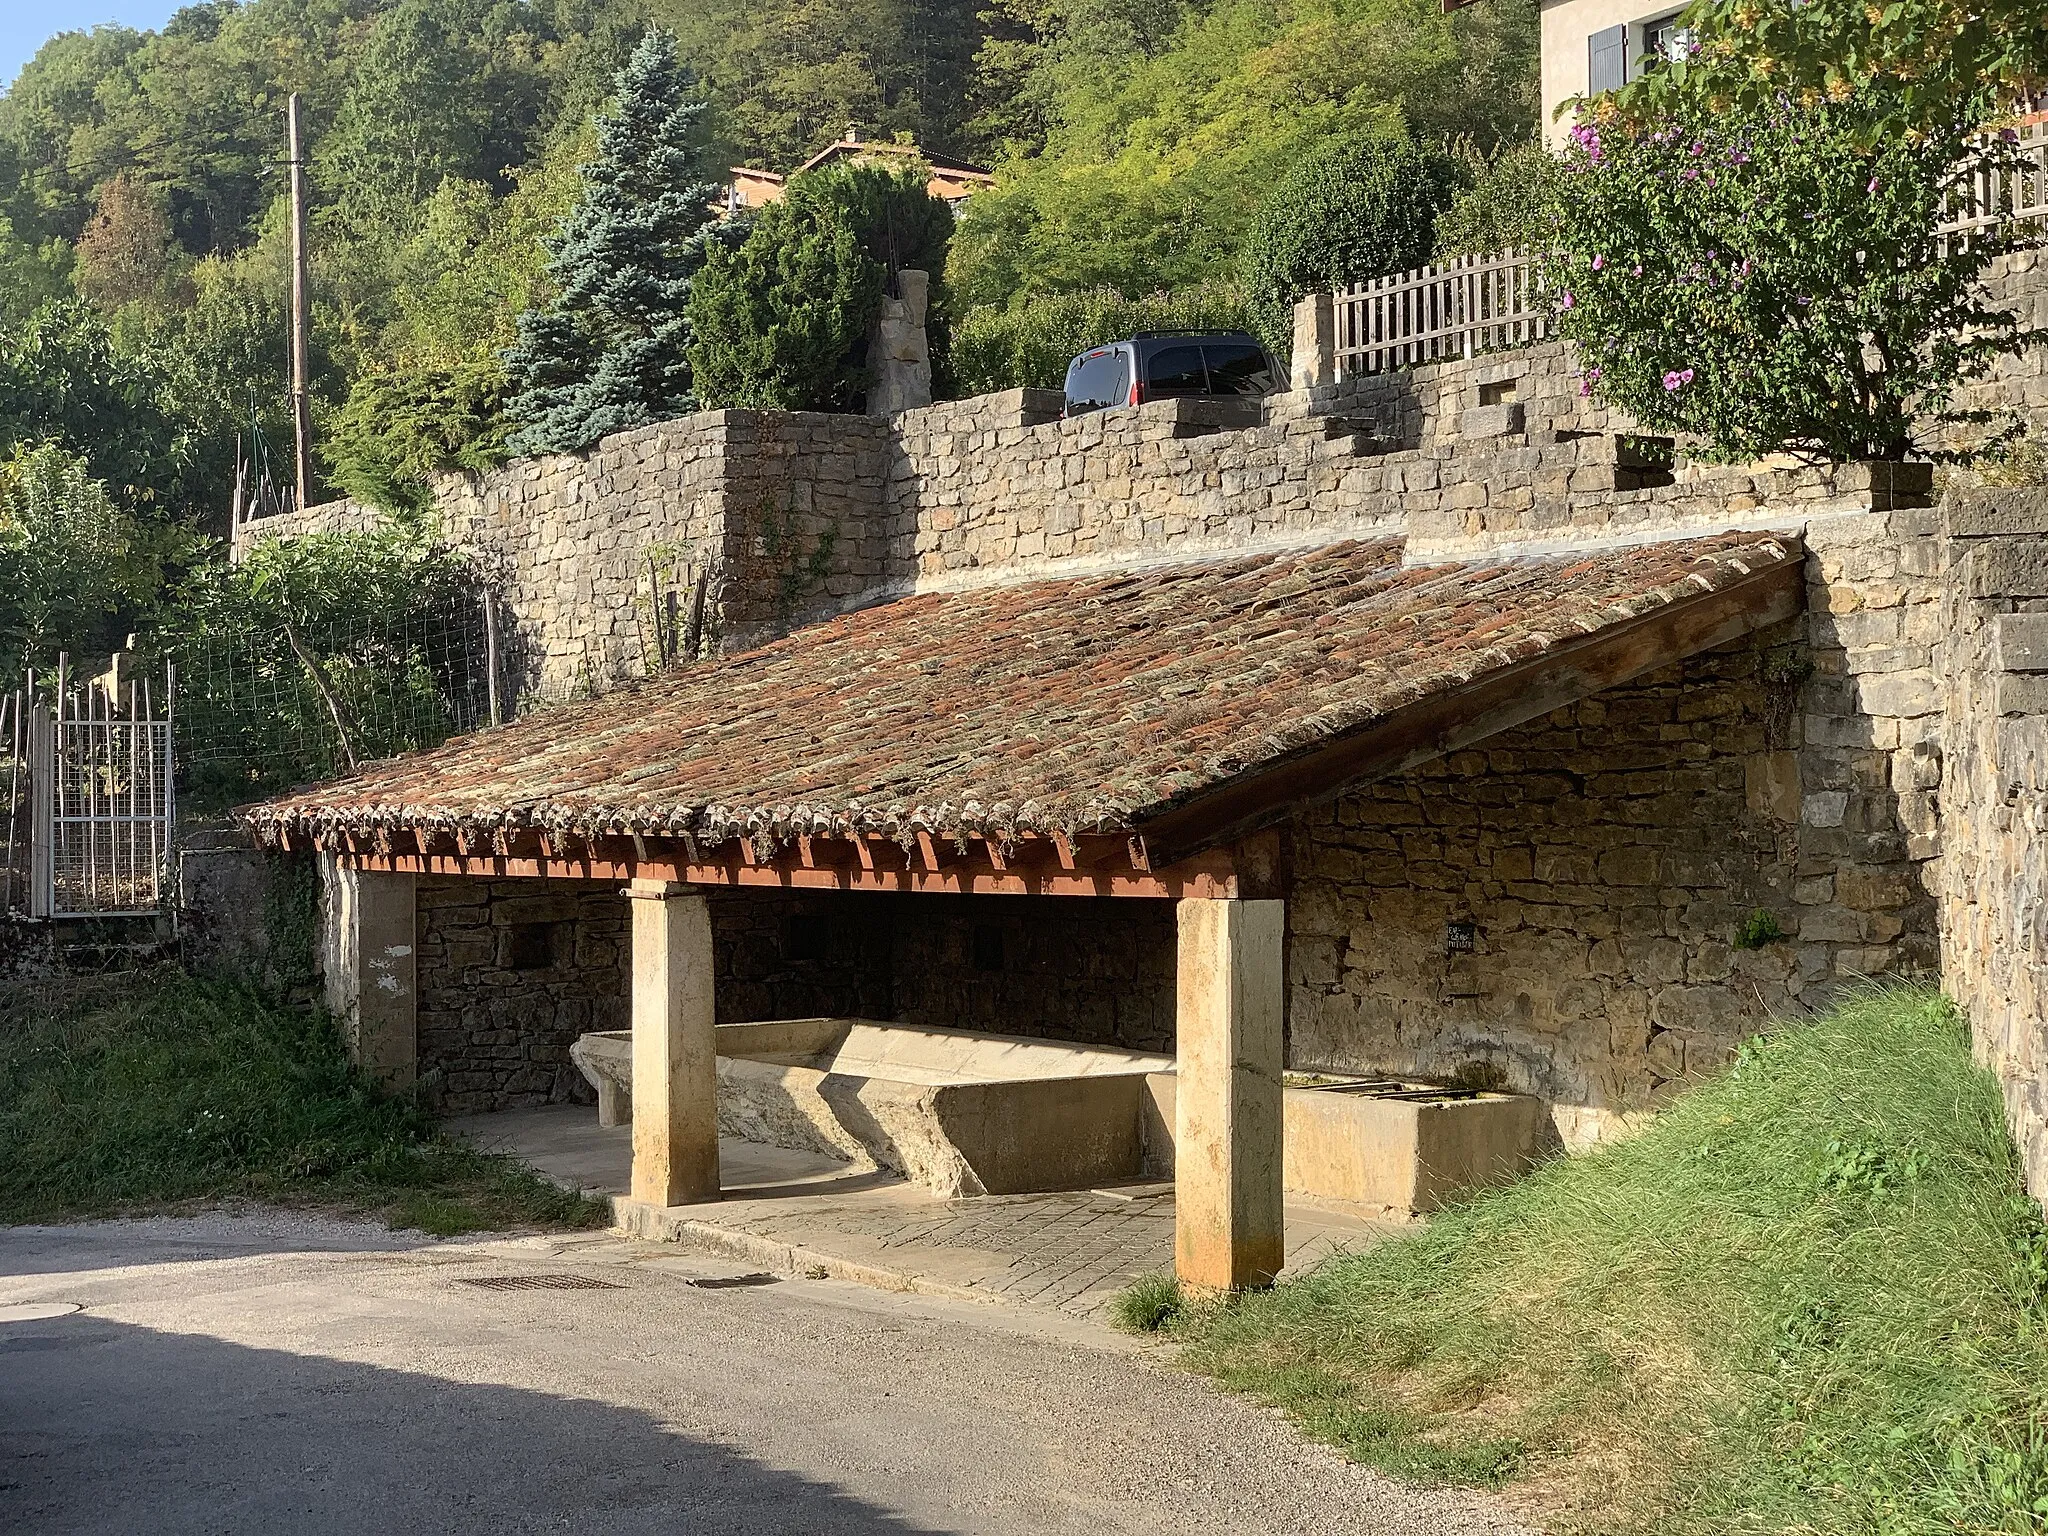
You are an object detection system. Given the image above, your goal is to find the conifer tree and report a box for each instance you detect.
[502,30,719,456]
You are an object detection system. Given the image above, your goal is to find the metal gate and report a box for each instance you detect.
[1,654,176,920]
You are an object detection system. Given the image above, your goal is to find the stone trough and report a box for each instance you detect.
[572,1019,1173,1199]
[571,1018,1550,1212]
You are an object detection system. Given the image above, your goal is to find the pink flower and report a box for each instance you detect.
[1560,292,1576,309]
[1592,254,1605,270]
[1632,264,1643,276]
[1867,177,1881,194]
[1662,368,1695,391]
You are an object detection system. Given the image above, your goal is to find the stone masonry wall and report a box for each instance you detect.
[413,877,892,1114]
[237,411,896,706]
[1283,504,1947,1147]
[1949,250,2048,452]
[1940,486,2048,1198]
[887,895,1177,1054]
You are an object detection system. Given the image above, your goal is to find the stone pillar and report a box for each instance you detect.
[1290,291,1336,392]
[1174,897,1286,1291]
[868,268,933,415]
[624,879,720,1207]
[318,853,417,1086]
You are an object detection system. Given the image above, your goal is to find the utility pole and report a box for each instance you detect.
[286,92,313,513]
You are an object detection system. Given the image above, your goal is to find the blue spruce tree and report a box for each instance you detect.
[503,30,720,455]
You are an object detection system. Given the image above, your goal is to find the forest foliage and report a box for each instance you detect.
[0,0,1536,686]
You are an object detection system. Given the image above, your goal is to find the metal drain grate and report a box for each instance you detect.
[686,1273,781,1289]
[457,1274,625,1292]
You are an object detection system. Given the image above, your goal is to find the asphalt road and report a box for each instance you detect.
[0,1211,1529,1536]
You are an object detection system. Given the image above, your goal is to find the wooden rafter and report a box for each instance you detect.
[318,830,1242,900]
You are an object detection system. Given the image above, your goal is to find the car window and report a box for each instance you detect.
[1143,343,1208,397]
[1065,349,1129,412]
[1202,341,1275,398]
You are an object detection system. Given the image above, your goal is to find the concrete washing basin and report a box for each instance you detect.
[570,1018,1549,1212]
[570,1019,1173,1199]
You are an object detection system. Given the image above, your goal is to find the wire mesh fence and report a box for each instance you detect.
[169,585,500,812]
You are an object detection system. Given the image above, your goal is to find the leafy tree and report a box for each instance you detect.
[0,301,228,519]
[686,169,886,410]
[74,173,190,313]
[502,29,721,455]
[1238,129,1462,348]
[949,0,1537,309]
[1612,0,2046,141]
[1432,138,1563,260]
[0,442,168,683]
[1549,92,2043,463]
[653,0,989,169]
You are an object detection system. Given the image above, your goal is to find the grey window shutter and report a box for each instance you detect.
[1588,25,1627,94]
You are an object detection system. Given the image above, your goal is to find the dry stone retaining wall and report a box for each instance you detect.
[1939,486,2048,1197]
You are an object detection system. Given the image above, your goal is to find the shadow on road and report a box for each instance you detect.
[1,1311,950,1535]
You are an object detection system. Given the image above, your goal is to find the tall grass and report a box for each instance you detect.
[1176,989,2048,1534]
[0,968,607,1236]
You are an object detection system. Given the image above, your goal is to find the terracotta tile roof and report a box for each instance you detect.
[243,534,1799,850]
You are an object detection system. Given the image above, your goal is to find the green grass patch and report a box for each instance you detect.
[0,967,609,1236]
[1110,1270,1187,1334]
[1176,988,2048,1534]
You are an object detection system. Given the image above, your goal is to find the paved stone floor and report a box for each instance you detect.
[453,1106,1403,1320]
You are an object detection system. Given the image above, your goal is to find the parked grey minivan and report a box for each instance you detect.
[1062,331,1279,417]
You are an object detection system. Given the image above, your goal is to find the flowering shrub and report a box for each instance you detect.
[1547,93,2041,463]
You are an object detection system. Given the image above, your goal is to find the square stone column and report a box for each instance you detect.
[318,853,417,1087]
[624,879,720,1206]
[1290,291,1336,391]
[1174,897,1286,1291]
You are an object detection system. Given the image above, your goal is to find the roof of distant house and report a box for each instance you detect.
[243,534,1802,860]
[725,131,993,212]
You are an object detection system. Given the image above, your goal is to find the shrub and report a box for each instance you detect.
[688,163,951,412]
[1549,89,2043,464]
[950,282,1258,395]
[1238,130,1463,351]
[320,356,510,514]
[164,519,481,803]
[1432,139,1563,260]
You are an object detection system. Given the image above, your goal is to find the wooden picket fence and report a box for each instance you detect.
[1333,249,1548,379]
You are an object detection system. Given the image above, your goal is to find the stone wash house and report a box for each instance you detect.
[238,267,2048,1289]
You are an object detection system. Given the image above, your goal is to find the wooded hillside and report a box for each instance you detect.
[0,0,1534,542]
